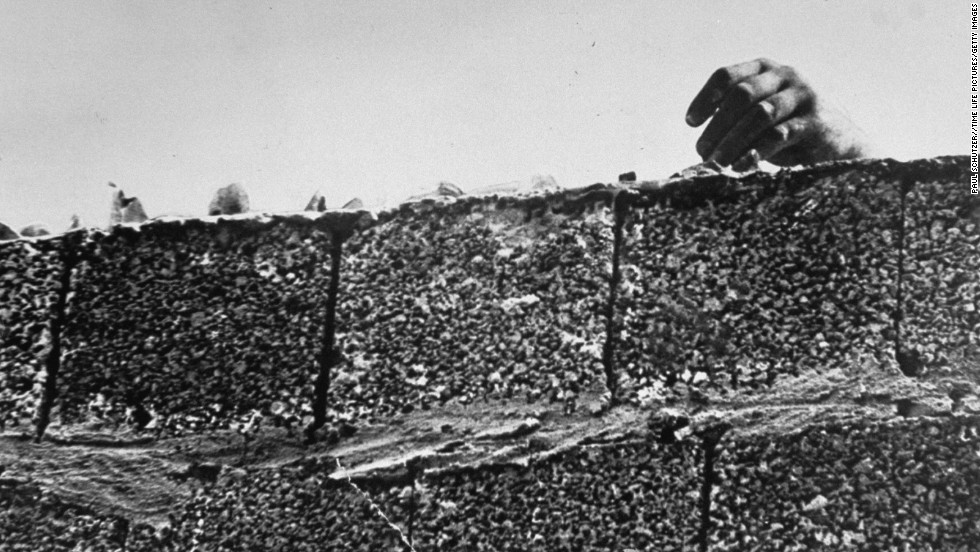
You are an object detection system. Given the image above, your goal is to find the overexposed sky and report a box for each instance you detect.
[0,0,965,231]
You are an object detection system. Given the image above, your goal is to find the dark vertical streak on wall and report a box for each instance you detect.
[34,235,81,442]
[306,234,344,443]
[117,518,130,552]
[601,192,629,403]
[697,425,729,552]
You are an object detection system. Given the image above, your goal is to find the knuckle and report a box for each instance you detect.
[756,57,777,70]
[798,86,817,107]
[713,66,734,87]
[776,125,794,142]
[773,124,791,142]
[731,82,755,107]
[779,65,804,86]
[752,102,776,125]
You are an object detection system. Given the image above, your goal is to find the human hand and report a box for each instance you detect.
[685,58,872,170]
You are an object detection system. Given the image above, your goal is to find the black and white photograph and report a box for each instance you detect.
[0,1,976,550]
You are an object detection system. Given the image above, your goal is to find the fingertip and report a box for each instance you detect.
[732,149,761,172]
[686,89,722,128]
[708,143,739,167]
[695,139,711,159]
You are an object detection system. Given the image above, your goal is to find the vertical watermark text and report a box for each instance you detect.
[972,3,979,193]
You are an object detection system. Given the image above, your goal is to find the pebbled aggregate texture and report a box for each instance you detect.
[404,441,701,551]
[1,441,702,552]
[59,217,336,430]
[158,463,407,551]
[0,487,144,552]
[901,174,980,379]
[333,194,613,423]
[7,418,979,550]
[0,157,973,434]
[0,156,977,551]
[711,417,980,551]
[617,164,904,398]
[0,237,67,428]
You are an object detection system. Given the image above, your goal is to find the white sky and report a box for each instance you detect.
[0,0,965,231]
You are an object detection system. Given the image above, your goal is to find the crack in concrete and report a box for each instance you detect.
[335,457,417,552]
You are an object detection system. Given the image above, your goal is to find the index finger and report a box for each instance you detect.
[685,59,769,127]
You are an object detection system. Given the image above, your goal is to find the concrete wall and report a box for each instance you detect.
[0,156,976,550]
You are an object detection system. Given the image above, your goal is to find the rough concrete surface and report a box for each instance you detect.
[0,156,977,551]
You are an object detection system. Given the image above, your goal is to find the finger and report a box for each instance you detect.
[685,58,772,127]
[748,117,811,164]
[695,71,784,159]
[708,86,810,166]
[731,149,760,172]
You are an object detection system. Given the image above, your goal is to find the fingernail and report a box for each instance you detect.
[685,113,698,126]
